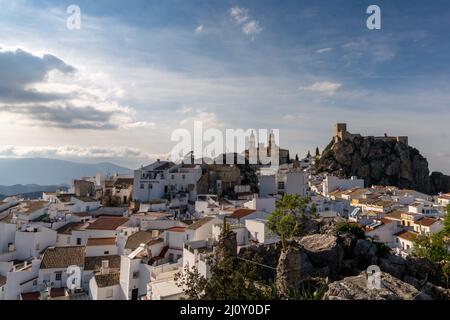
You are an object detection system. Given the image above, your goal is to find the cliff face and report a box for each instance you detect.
[317,135,449,194]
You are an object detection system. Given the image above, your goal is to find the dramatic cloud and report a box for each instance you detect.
[0,47,150,130]
[0,48,74,102]
[302,81,342,96]
[230,6,262,38]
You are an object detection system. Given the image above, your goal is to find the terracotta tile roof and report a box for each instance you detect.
[21,292,40,300]
[84,255,121,271]
[86,217,129,230]
[16,201,48,215]
[124,231,162,250]
[230,208,256,220]
[40,246,85,269]
[415,217,438,227]
[56,222,88,234]
[166,226,186,232]
[95,272,120,288]
[86,238,116,246]
[50,287,66,298]
[394,230,418,242]
[186,216,215,230]
[380,218,395,225]
[384,210,407,221]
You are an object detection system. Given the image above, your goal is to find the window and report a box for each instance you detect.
[149,184,153,189]
[35,243,40,251]
[133,271,139,279]
[104,251,110,255]
[77,238,82,245]
[278,181,285,190]
[140,184,144,189]
[67,236,71,244]
[406,244,410,250]
[182,174,186,180]
[55,272,62,281]
[171,175,175,180]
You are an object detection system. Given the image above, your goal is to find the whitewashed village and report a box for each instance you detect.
[1,124,450,300]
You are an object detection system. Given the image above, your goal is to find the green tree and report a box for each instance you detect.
[335,220,366,239]
[443,205,450,236]
[174,265,207,300]
[267,194,309,250]
[441,259,450,289]
[413,232,449,263]
[175,222,272,300]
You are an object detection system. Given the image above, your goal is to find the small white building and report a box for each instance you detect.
[38,246,86,289]
[133,160,175,202]
[245,219,280,245]
[322,175,364,197]
[15,225,57,261]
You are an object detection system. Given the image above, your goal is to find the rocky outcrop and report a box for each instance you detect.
[317,135,450,194]
[275,242,314,299]
[298,234,344,280]
[429,172,450,195]
[323,272,431,300]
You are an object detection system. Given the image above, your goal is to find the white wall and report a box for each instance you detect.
[323,175,364,196]
[0,223,16,254]
[4,259,40,300]
[15,227,57,260]
[89,279,121,300]
[86,245,118,257]
[259,175,276,197]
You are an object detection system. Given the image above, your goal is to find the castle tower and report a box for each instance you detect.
[334,123,348,142]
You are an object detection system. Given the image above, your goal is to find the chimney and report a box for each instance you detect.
[101,260,110,275]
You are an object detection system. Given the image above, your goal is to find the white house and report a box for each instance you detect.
[412,217,443,235]
[185,217,218,242]
[15,226,57,261]
[85,238,118,257]
[38,246,86,289]
[243,197,276,214]
[133,160,175,202]
[11,201,49,225]
[83,255,121,291]
[1,258,41,300]
[89,271,121,300]
[245,219,280,245]
[365,218,400,246]
[0,222,16,255]
[322,175,364,197]
[258,166,307,198]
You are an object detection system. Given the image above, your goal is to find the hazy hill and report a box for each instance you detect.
[0,158,132,185]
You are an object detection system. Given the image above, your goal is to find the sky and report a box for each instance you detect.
[0,0,450,172]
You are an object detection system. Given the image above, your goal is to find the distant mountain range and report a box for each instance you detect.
[0,158,132,185]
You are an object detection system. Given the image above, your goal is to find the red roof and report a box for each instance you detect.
[166,226,185,233]
[86,217,129,230]
[21,292,40,300]
[86,237,116,246]
[230,208,256,219]
[50,287,66,298]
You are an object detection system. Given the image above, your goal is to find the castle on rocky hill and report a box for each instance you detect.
[334,123,408,146]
